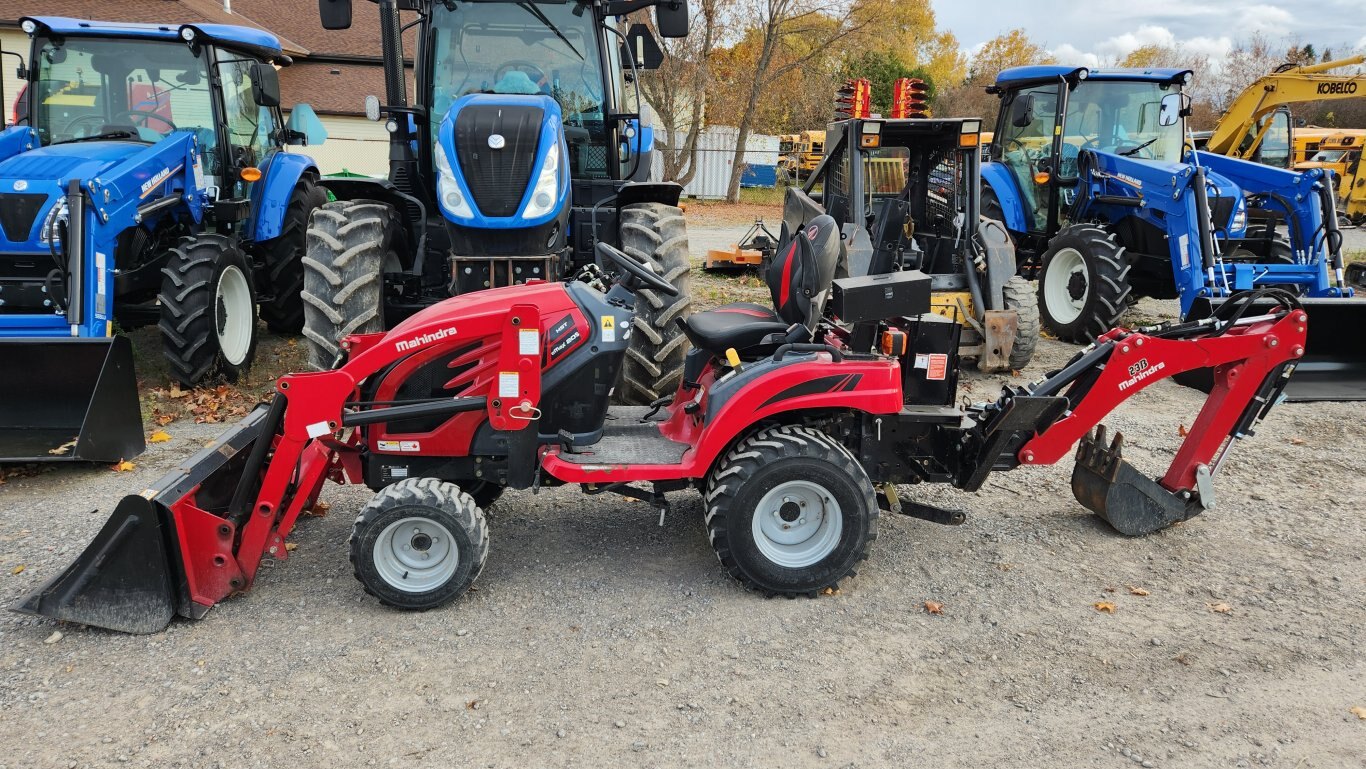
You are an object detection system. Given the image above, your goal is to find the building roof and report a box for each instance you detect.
[282,60,411,116]
[228,0,417,60]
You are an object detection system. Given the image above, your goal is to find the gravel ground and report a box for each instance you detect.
[0,221,1363,769]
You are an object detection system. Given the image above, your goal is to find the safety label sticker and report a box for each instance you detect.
[498,371,520,397]
[519,327,539,355]
[377,440,422,452]
[915,353,949,380]
[600,315,616,343]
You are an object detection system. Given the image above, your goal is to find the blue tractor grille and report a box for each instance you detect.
[0,194,49,242]
[454,105,544,217]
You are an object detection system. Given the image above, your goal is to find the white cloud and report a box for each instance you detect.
[1044,25,1236,70]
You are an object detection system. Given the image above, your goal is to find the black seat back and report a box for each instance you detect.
[766,214,841,329]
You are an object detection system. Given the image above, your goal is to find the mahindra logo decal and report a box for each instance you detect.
[1119,358,1165,391]
[395,326,459,352]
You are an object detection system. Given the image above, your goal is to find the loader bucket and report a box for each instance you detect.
[12,404,275,634]
[0,336,144,462]
[1183,297,1366,401]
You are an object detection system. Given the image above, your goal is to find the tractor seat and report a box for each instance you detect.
[680,214,842,357]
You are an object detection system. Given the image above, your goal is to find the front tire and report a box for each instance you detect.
[349,478,490,611]
[705,425,877,596]
[616,202,692,405]
[301,200,397,370]
[159,234,258,387]
[1037,224,1132,343]
[258,176,327,334]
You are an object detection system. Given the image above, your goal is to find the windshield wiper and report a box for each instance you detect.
[517,2,583,60]
[51,130,143,146]
[1119,137,1159,157]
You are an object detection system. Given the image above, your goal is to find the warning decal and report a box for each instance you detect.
[600,315,616,343]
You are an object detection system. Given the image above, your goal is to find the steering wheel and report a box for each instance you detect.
[495,61,549,88]
[64,110,177,137]
[1003,138,1029,156]
[595,243,679,296]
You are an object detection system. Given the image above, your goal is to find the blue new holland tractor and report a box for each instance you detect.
[980,65,1361,400]
[304,0,692,405]
[0,17,329,461]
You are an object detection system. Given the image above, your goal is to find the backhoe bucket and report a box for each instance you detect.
[1184,297,1366,401]
[12,405,274,634]
[0,336,144,462]
[1071,427,1204,536]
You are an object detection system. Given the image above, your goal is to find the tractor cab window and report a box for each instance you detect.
[216,55,278,190]
[31,36,214,152]
[1252,109,1291,169]
[995,84,1059,232]
[430,0,611,178]
[1062,80,1185,166]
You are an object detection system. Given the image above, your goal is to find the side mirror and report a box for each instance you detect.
[1010,93,1035,129]
[655,0,689,39]
[319,0,353,31]
[621,24,664,70]
[249,62,281,108]
[1158,92,1188,127]
[285,103,328,146]
[364,95,381,122]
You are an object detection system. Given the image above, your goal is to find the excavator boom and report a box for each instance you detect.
[1205,55,1366,161]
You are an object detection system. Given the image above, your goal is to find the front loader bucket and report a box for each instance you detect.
[1183,297,1366,402]
[1071,427,1204,536]
[0,336,144,462]
[12,404,275,634]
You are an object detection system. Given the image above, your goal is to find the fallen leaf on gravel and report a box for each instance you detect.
[149,430,172,443]
[1351,706,1366,720]
[1129,586,1151,596]
[169,383,189,399]
[1178,424,1189,437]
[822,586,839,596]
[1209,602,1232,613]
[466,700,479,710]
[304,501,331,517]
[1093,602,1117,614]
[924,601,944,615]
[155,412,176,426]
[11,565,23,575]
[44,631,62,644]
[1289,437,1306,445]
[1173,654,1193,666]
[284,542,298,552]
[112,459,136,472]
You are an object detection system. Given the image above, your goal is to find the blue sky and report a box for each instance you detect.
[932,0,1366,65]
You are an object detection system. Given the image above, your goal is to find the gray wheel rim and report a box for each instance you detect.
[215,264,253,365]
[751,480,843,568]
[1043,246,1087,325]
[372,516,459,593]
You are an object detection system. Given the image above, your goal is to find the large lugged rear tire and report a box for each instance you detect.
[301,200,397,370]
[705,425,877,597]
[349,478,490,611]
[1037,224,1132,343]
[159,234,258,387]
[1003,275,1040,370]
[257,176,327,334]
[616,202,692,405]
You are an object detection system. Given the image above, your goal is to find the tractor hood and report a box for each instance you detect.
[431,93,570,228]
[0,139,148,248]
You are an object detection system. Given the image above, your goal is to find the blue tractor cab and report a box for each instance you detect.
[303,0,693,406]
[0,17,329,461]
[981,66,1360,400]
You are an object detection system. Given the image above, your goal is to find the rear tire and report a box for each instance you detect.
[615,202,692,406]
[159,234,258,387]
[1002,275,1040,370]
[705,425,877,596]
[1037,224,1132,343]
[258,176,327,334]
[349,478,489,611]
[302,200,397,370]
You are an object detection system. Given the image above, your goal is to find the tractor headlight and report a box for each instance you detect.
[433,141,473,219]
[39,195,68,245]
[1231,198,1247,232]
[522,134,561,220]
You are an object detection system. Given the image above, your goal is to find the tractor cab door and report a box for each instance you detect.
[212,52,279,201]
[991,84,1061,233]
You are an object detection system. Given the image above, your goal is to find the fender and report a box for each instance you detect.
[616,180,682,208]
[0,125,38,164]
[250,150,319,242]
[981,161,1028,233]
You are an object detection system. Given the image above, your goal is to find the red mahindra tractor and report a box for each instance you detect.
[15,217,1307,634]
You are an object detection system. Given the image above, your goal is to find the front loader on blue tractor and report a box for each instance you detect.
[303,0,693,406]
[980,66,1362,400]
[0,17,329,462]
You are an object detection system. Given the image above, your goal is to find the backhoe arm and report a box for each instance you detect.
[1205,56,1366,159]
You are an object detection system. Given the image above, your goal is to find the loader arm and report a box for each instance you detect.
[1204,56,1366,160]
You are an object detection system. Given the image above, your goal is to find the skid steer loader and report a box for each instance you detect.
[303,0,692,405]
[0,17,328,462]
